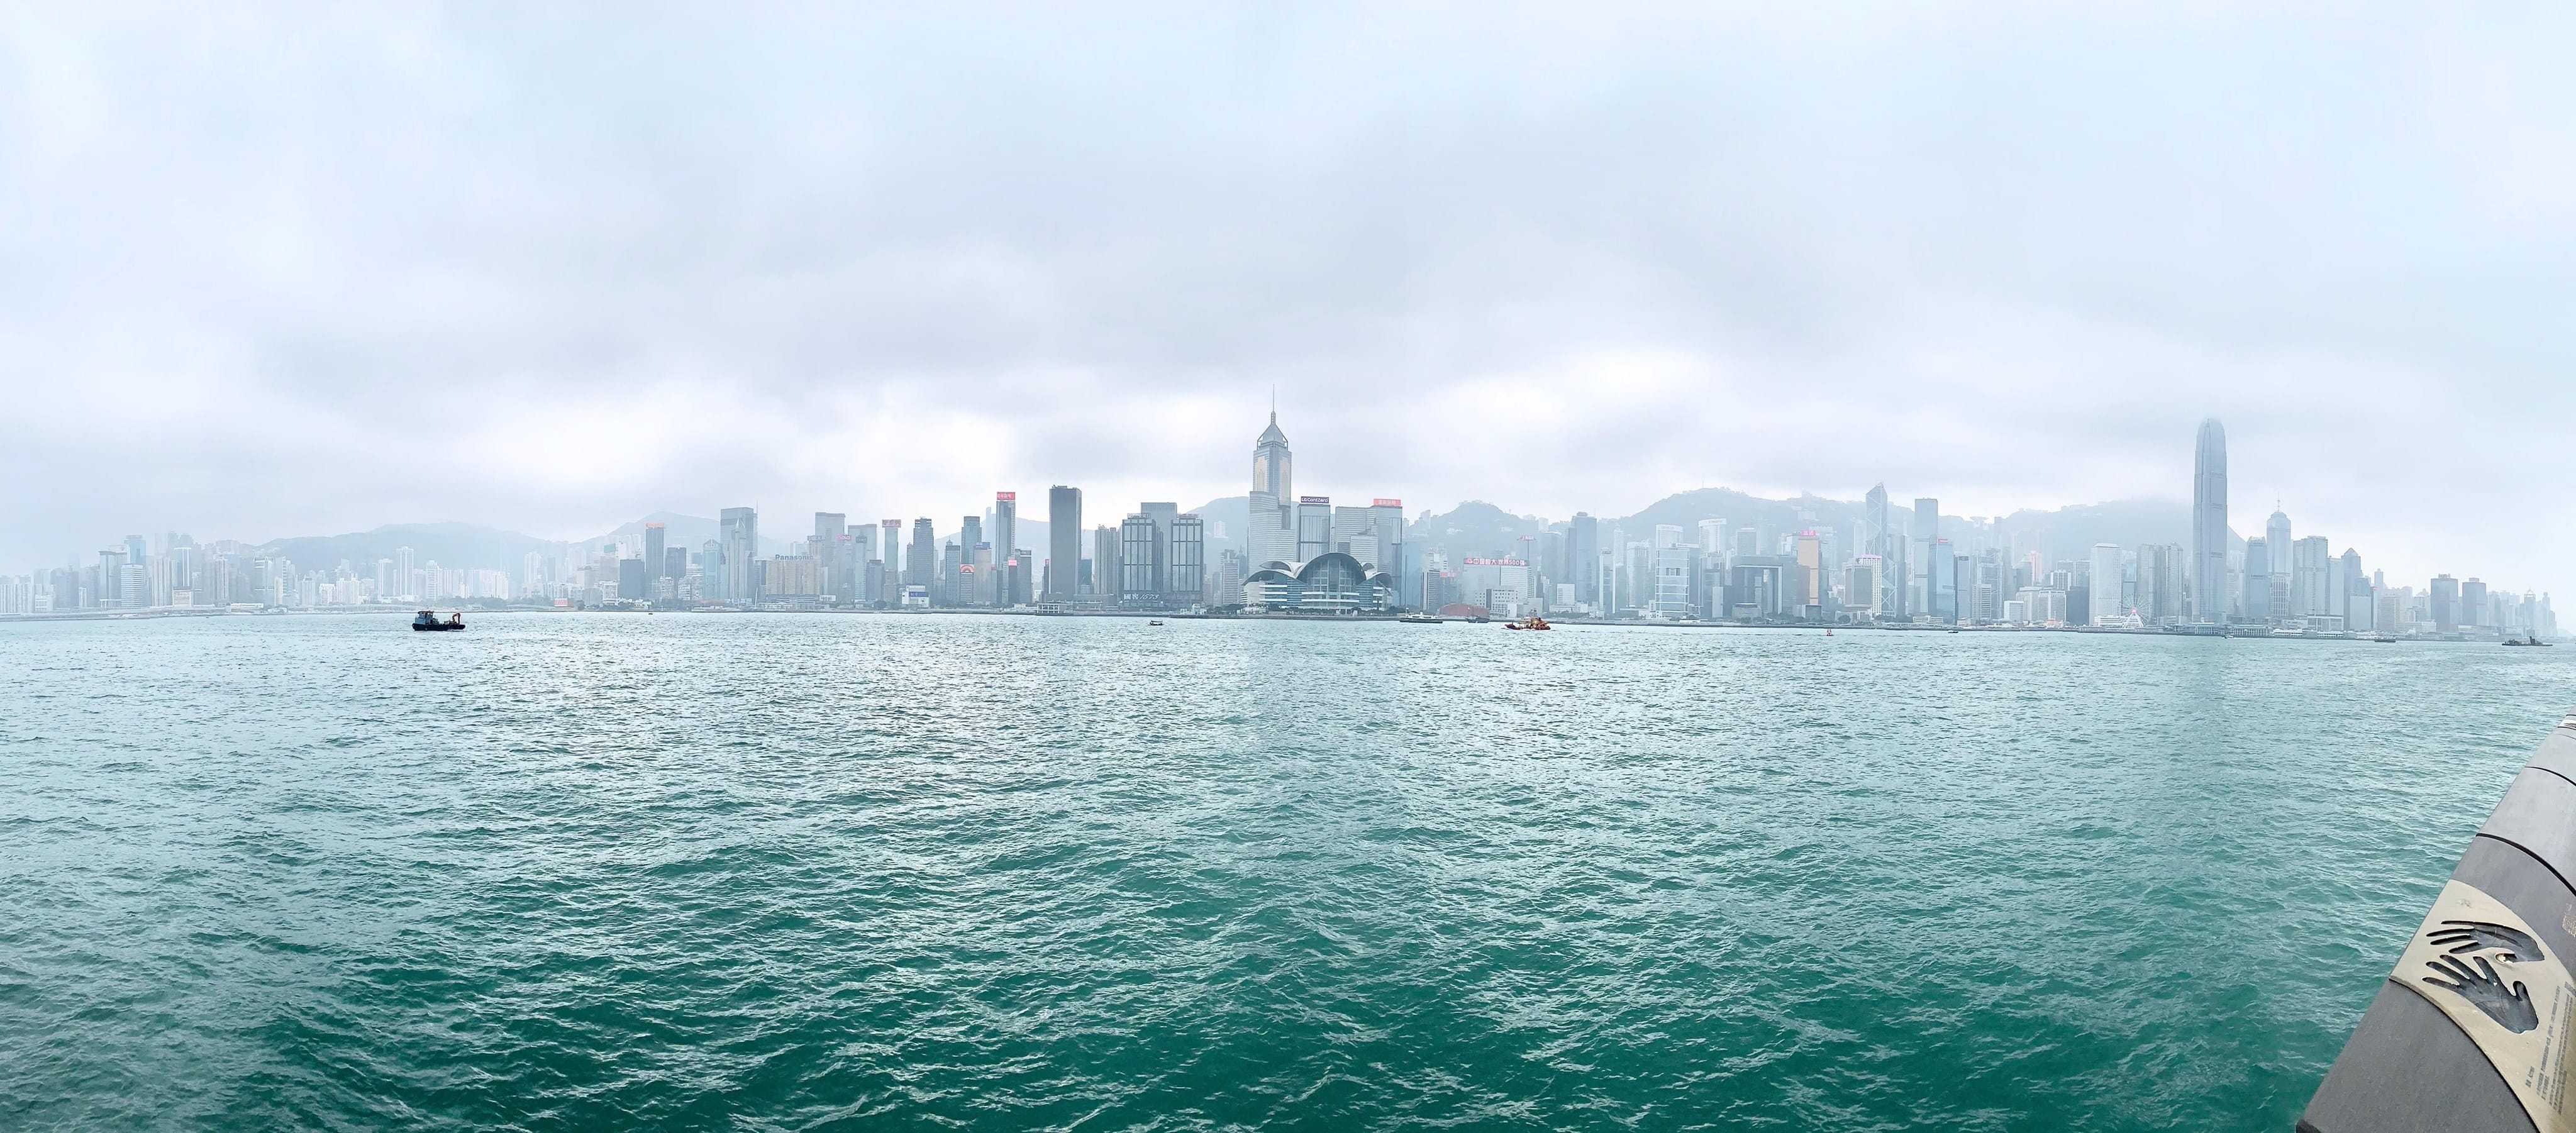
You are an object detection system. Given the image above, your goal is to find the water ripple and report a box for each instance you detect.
[1,614,2565,1129]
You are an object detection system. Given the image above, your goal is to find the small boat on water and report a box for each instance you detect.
[1147,619,1165,626]
[2372,635,2396,643]
[1398,614,1442,624]
[2505,634,2553,647]
[411,610,465,632]
[1504,615,1552,631]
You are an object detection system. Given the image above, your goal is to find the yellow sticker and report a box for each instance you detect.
[2394,880,2576,1132]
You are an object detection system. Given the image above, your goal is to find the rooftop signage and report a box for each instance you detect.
[996,492,1016,501]
[1462,558,1528,566]
[1373,499,1402,507]
[1301,496,1330,504]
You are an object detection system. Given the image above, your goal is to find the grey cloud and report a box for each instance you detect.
[3,4,2572,591]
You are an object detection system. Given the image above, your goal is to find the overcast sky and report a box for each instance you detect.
[6,4,2573,591]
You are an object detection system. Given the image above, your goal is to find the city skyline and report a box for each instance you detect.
[6,400,2560,602]
[3,412,2554,642]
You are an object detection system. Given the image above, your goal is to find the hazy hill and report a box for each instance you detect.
[578,512,787,557]
[259,522,560,573]
[1407,501,1558,560]
[1611,488,1860,542]
[1404,490,2242,564]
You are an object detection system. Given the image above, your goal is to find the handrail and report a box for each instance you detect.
[2300,712,2576,1133]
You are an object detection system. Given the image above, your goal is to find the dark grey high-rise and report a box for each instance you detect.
[644,522,667,580]
[1568,513,1598,606]
[907,519,935,590]
[1046,485,1081,600]
[2192,419,2228,622]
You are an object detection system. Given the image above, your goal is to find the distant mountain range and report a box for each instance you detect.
[255,491,2238,573]
[1402,492,2241,563]
[258,522,565,574]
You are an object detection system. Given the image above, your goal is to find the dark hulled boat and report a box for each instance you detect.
[412,610,465,631]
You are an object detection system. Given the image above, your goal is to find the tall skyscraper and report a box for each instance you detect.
[880,520,904,605]
[1296,497,1332,561]
[1368,500,1405,574]
[991,494,1016,607]
[908,519,935,590]
[1910,498,1938,618]
[719,507,759,603]
[2290,535,2329,617]
[1119,512,1162,604]
[1865,484,1890,556]
[852,522,877,595]
[1170,514,1206,605]
[2336,547,2365,623]
[1046,486,1081,600]
[1246,413,1299,566]
[1568,513,1598,609]
[2264,508,2293,622]
[1092,524,1120,597]
[645,522,667,580]
[2192,419,2228,622]
[1863,484,1896,614]
[811,513,845,600]
[2242,537,2270,622]
[1254,411,1292,500]
[2090,544,2124,623]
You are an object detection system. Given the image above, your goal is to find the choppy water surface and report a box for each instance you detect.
[4,614,2570,1130]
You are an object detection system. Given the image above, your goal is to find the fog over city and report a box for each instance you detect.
[6,5,2573,592]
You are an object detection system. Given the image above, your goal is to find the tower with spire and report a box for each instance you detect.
[1253,408,1292,500]
[1247,402,1299,566]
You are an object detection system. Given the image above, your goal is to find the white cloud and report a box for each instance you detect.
[3,3,2572,594]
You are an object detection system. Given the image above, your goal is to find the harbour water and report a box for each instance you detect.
[3,614,2568,1129]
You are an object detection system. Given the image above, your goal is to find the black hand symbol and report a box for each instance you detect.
[2423,954,2540,1033]
[2427,920,2543,963]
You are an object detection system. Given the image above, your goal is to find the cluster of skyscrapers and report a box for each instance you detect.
[1440,417,2548,638]
[0,536,513,615]
[0,416,2555,638]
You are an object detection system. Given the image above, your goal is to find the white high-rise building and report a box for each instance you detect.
[2191,420,2228,622]
[2090,544,2124,624]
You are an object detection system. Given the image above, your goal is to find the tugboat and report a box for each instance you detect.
[1397,614,1442,624]
[1504,615,1552,631]
[411,610,465,631]
[2505,634,2553,647]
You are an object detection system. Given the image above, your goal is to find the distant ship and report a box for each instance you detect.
[1505,616,1552,631]
[2505,634,2553,647]
[411,610,465,632]
[1398,615,1442,624]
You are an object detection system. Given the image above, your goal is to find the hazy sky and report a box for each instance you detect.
[6,4,2573,590]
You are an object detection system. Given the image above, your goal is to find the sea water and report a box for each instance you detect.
[4,614,2567,1129]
